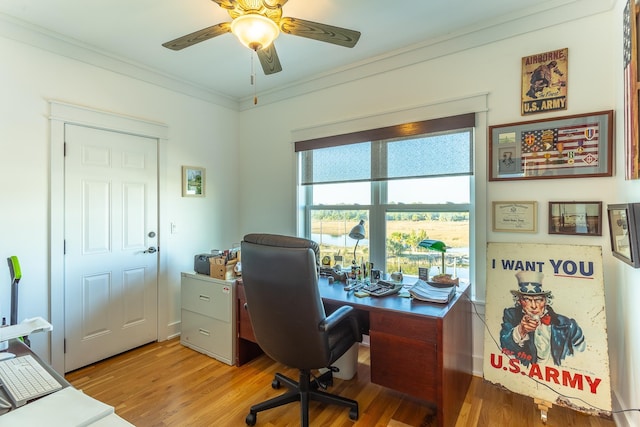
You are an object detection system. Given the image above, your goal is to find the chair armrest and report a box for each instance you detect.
[319,305,353,332]
[319,306,361,342]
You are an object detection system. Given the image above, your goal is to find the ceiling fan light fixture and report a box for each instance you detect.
[231,14,280,51]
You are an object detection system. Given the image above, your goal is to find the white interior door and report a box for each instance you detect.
[64,124,158,372]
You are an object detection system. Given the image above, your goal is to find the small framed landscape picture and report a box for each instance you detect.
[182,166,205,197]
[548,201,602,236]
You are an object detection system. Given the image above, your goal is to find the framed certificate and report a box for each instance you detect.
[492,201,538,233]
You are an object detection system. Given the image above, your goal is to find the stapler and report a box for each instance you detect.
[320,267,347,283]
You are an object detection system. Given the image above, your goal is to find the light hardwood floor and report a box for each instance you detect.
[65,339,615,427]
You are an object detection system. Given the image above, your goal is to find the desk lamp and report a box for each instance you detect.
[418,239,447,276]
[348,220,365,265]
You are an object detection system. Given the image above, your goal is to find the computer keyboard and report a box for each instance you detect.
[0,354,62,407]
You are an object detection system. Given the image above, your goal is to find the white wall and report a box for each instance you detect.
[237,5,638,426]
[0,35,241,363]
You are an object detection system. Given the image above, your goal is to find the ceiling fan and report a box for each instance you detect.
[162,0,361,75]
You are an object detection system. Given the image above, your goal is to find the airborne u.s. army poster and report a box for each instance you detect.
[522,48,568,115]
[484,243,611,417]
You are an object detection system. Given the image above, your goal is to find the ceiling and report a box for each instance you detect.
[0,0,597,104]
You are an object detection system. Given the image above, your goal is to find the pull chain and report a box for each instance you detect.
[251,51,258,105]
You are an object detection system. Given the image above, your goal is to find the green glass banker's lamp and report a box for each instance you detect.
[418,239,447,276]
[348,220,365,265]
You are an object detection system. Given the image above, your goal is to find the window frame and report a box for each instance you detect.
[297,115,474,276]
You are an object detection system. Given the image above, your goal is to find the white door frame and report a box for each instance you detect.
[49,101,168,373]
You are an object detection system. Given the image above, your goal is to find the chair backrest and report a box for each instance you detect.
[241,233,331,369]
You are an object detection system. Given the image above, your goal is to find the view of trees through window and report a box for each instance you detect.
[311,209,469,280]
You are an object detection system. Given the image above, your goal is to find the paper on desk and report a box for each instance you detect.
[89,413,135,426]
[0,317,52,342]
[0,387,114,427]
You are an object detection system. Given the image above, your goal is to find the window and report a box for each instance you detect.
[296,114,474,281]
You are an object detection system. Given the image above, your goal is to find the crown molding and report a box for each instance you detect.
[0,13,239,111]
[0,0,614,112]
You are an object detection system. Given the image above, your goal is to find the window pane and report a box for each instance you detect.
[310,210,369,267]
[300,142,371,185]
[312,182,371,205]
[385,131,472,180]
[385,211,469,281]
[388,176,470,204]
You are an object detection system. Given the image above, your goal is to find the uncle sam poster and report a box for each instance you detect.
[484,243,611,417]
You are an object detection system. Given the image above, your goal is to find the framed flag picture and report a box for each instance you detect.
[623,0,640,180]
[489,111,613,181]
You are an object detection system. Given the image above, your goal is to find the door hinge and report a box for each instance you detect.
[63,339,66,353]
[63,142,67,156]
[63,240,66,255]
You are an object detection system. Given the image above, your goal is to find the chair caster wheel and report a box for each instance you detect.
[349,407,359,421]
[271,379,281,389]
[245,412,256,426]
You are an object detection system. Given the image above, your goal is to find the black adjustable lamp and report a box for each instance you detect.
[348,220,365,265]
[418,239,447,276]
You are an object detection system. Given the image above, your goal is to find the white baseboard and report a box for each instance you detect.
[161,320,181,341]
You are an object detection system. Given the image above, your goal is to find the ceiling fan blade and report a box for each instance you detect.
[256,44,283,75]
[280,17,360,48]
[162,22,231,51]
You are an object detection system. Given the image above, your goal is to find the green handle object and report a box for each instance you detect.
[8,256,21,282]
[7,256,22,329]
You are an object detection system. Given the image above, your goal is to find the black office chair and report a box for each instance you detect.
[241,233,361,427]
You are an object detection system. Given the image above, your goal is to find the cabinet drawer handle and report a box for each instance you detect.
[199,294,210,302]
[198,328,211,336]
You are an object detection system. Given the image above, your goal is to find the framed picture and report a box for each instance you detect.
[548,201,602,236]
[182,166,205,197]
[607,203,640,268]
[492,201,538,233]
[489,110,613,181]
[521,48,568,116]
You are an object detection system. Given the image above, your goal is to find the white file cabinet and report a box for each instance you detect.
[180,272,236,365]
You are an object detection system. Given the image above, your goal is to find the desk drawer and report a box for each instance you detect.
[181,277,232,321]
[236,284,256,342]
[238,301,257,342]
[371,311,437,343]
[370,330,437,402]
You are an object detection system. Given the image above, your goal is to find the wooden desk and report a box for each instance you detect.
[236,278,472,427]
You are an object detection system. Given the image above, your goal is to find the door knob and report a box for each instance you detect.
[144,246,157,254]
